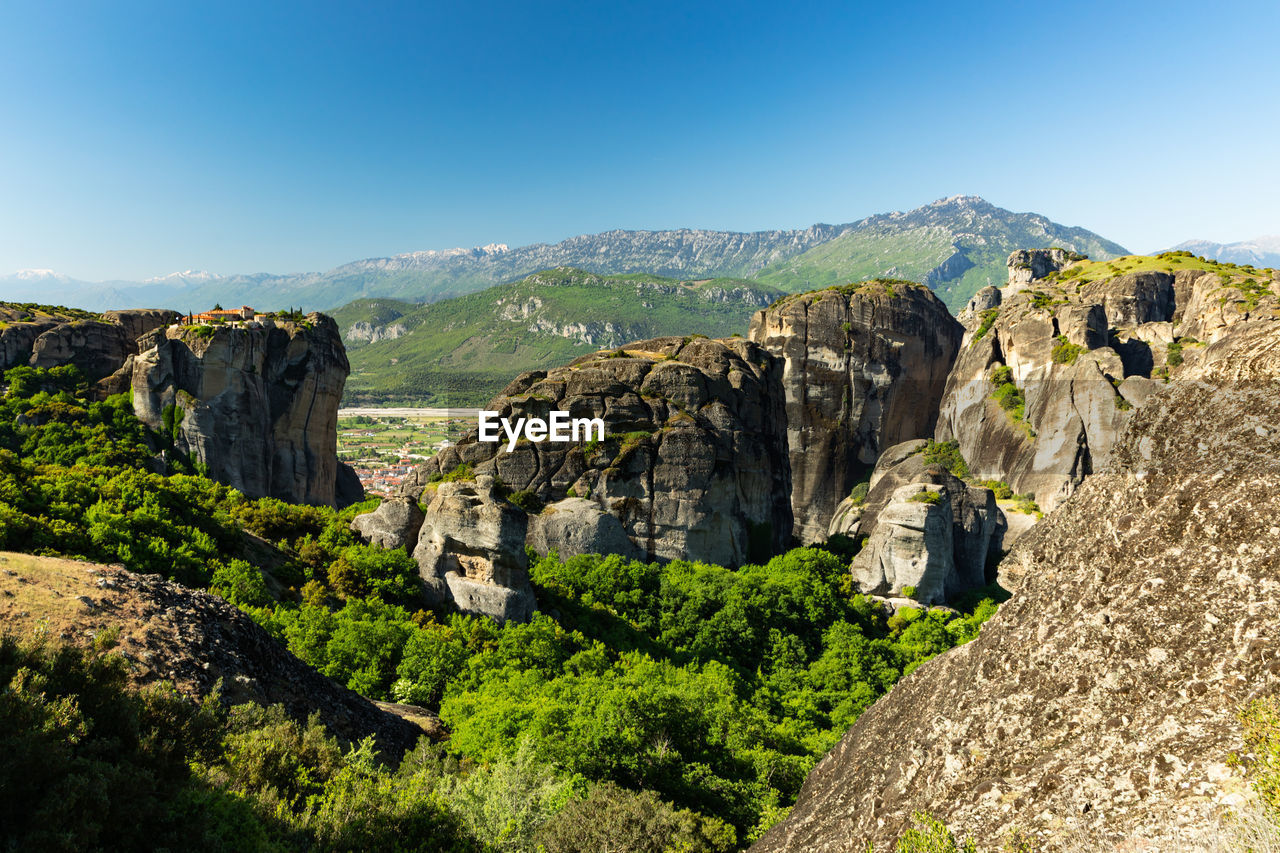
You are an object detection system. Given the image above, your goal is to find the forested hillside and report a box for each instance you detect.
[0,361,1000,850]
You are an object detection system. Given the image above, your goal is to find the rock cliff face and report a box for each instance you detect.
[934,254,1279,511]
[402,335,792,567]
[748,281,962,543]
[752,319,1280,848]
[130,314,353,507]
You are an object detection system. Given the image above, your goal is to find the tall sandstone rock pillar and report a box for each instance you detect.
[130,314,353,507]
[748,281,962,543]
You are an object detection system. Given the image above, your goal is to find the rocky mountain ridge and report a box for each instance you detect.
[2,197,1125,314]
[1174,234,1280,269]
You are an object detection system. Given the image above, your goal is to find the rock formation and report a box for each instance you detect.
[934,252,1278,511]
[29,320,134,381]
[130,313,354,507]
[0,306,181,381]
[412,476,536,623]
[840,443,1005,605]
[1004,247,1083,294]
[0,552,423,757]
[350,496,425,551]
[402,335,792,567]
[752,320,1280,850]
[747,281,962,543]
[526,497,643,561]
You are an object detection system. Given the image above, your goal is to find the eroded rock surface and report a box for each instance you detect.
[403,336,792,567]
[412,476,536,623]
[748,281,961,543]
[849,450,1004,604]
[935,253,1279,510]
[753,338,1280,850]
[526,497,642,561]
[130,314,353,506]
[351,496,425,551]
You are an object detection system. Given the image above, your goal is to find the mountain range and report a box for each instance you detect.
[1172,234,1280,268]
[8,195,1126,315]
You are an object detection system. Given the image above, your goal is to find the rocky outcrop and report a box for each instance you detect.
[404,336,792,567]
[526,497,643,561]
[934,254,1279,511]
[412,476,536,623]
[752,336,1280,850]
[747,282,962,543]
[345,320,409,345]
[1004,248,1083,294]
[956,285,1001,332]
[847,447,1004,604]
[130,314,354,507]
[101,308,183,343]
[0,320,62,369]
[29,320,133,381]
[0,307,181,381]
[350,496,424,551]
[0,552,423,758]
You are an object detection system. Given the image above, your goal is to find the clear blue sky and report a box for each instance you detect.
[2,0,1277,280]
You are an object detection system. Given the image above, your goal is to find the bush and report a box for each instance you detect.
[970,308,999,343]
[979,479,1013,500]
[537,781,735,853]
[508,490,545,514]
[921,439,969,480]
[1051,335,1085,365]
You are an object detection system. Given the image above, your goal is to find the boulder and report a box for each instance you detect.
[748,281,962,543]
[851,483,956,604]
[527,497,643,561]
[0,321,60,369]
[412,476,536,624]
[826,497,863,539]
[335,462,366,509]
[350,497,424,551]
[403,336,792,567]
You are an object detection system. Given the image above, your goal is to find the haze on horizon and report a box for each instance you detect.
[1,0,1277,281]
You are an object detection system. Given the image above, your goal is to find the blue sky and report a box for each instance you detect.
[1,0,1277,280]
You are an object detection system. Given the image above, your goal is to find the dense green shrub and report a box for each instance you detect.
[920,439,969,479]
[1051,335,1085,365]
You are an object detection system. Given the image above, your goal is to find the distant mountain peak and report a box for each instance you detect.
[1171,235,1280,268]
[10,268,67,281]
[930,194,988,207]
[144,269,222,284]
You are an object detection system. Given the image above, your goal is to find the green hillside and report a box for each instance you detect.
[341,268,784,407]
[755,196,1128,311]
